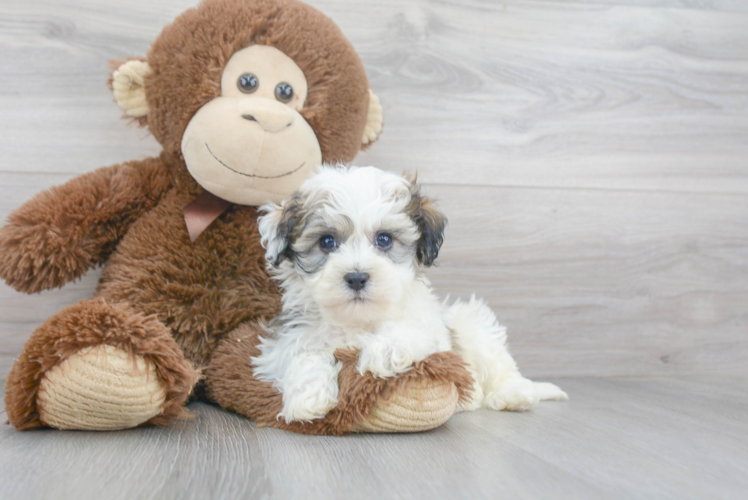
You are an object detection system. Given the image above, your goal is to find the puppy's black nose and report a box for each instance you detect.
[344,272,369,292]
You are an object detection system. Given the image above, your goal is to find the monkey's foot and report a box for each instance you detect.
[37,345,166,430]
[5,298,199,431]
[352,376,459,433]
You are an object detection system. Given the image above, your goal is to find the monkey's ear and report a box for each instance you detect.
[361,89,383,147]
[258,197,300,267]
[407,185,447,267]
[110,59,152,119]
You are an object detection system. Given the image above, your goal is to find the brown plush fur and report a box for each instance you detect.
[0,157,171,293]
[5,298,199,430]
[94,153,283,370]
[206,323,474,436]
[0,0,460,433]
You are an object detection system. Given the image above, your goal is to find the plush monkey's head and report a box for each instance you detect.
[110,0,383,205]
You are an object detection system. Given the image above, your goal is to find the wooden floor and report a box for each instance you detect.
[1,377,746,499]
[1,0,747,498]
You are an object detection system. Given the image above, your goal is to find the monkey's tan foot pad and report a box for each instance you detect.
[37,345,166,430]
[352,377,459,433]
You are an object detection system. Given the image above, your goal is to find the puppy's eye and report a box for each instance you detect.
[375,233,393,250]
[319,235,337,252]
[238,73,259,94]
[275,82,294,103]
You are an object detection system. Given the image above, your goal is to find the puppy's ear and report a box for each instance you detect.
[407,181,447,267]
[258,196,301,266]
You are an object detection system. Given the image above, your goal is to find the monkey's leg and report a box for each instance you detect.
[5,298,199,431]
[205,322,474,435]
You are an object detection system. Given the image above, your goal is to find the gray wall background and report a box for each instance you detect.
[1,0,746,380]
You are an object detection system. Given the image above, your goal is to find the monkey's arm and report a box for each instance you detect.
[0,156,172,293]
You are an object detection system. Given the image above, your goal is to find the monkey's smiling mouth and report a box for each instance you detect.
[205,143,305,179]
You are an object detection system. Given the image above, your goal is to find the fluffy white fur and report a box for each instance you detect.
[253,166,567,423]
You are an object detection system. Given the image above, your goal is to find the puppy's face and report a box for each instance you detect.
[259,166,446,327]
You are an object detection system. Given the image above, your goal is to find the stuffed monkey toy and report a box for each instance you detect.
[0,0,471,434]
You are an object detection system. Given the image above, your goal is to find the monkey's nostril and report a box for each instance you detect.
[344,272,369,292]
[240,106,294,132]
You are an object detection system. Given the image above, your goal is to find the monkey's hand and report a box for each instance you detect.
[0,157,171,293]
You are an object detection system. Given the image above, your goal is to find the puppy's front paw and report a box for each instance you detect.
[483,377,539,412]
[278,375,339,423]
[268,351,341,423]
[357,338,414,379]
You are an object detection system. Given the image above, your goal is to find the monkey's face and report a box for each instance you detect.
[110,0,384,207]
[181,45,321,205]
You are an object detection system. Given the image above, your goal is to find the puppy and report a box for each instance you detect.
[254,166,567,423]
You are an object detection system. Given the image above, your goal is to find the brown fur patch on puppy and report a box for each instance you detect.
[4,298,199,430]
[205,323,473,435]
[405,180,448,267]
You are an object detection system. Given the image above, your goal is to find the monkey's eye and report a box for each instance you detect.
[319,235,338,252]
[375,233,393,250]
[275,82,294,103]
[237,73,259,94]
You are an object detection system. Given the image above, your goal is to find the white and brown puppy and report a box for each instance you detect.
[254,166,567,423]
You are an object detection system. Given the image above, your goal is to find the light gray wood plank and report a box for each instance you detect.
[354,0,748,193]
[1,378,746,500]
[542,0,748,11]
